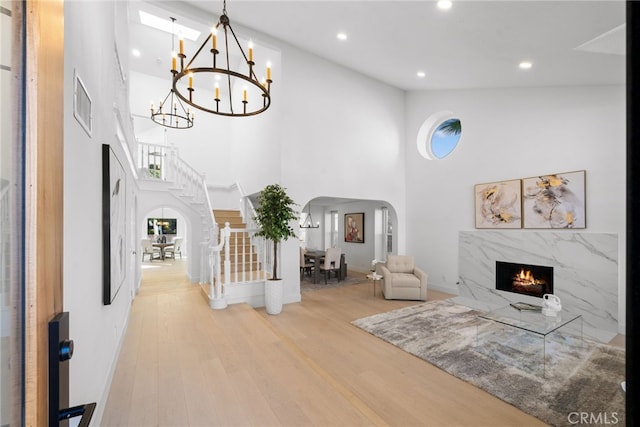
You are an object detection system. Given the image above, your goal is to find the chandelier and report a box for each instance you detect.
[300,204,319,229]
[150,18,195,129]
[171,0,272,117]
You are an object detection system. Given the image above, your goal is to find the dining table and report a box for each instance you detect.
[304,249,347,284]
[304,249,325,284]
[152,242,174,260]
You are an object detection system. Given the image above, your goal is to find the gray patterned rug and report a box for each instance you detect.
[352,299,625,427]
[300,272,363,292]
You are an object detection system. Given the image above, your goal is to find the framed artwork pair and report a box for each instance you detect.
[474,170,586,229]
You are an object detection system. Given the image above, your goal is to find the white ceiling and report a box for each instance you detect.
[128,0,626,92]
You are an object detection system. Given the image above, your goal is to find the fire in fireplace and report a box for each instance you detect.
[495,261,553,298]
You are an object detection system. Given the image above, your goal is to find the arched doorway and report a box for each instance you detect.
[139,206,189,279]
[299,197,398,274]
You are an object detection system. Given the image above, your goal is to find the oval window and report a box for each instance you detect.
[416,111,462,160]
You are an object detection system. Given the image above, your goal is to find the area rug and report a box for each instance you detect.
[300,273,363,292]
[352,299,625,427]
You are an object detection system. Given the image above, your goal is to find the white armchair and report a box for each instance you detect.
[141,238,160,261]
[164,237,183,259]
[378,255,428,301]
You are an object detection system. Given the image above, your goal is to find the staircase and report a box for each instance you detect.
[213,209,245,229]
[213,209,265,280]
[137,141,271,308]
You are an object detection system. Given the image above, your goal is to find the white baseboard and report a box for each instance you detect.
[222,283,301,309]
[618,321,626,335]
[429,283,459,295]
[284,291,301,305]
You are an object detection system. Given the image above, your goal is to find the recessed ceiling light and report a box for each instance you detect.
[337,32,348,41]
[138,11,200,41]
[437,0,453,10]
[416,71,426,78]
[132,49,141,57]
[519,61,533,69]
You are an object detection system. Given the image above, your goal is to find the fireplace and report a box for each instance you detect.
[495,261,553,298]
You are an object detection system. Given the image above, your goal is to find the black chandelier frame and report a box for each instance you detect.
[151,17,195,129]
[171,2,272,117]
[300,204,320,229]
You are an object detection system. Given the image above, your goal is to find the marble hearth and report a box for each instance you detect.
[454,231,618,342]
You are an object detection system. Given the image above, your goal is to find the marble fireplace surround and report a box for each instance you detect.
[453,231,619,342]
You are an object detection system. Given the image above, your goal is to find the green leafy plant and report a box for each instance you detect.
[438,118,462,136]
[254,184,298,280]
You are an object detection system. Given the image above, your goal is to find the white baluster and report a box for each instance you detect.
[224,222,231,287]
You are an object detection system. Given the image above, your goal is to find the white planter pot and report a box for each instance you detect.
[265,279,283,315]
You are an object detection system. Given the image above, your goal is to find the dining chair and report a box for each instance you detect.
[164,237,183,259]
[319,247,342,284]
[141,238,160,261]
[300,247,315,279]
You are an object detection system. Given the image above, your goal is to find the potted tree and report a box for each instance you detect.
[254,184,298,314]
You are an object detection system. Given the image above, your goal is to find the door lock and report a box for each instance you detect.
[49,312,95,426]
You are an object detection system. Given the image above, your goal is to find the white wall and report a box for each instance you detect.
[404,85,626,330]
[63,0,137,422]
[276,42,408,255]
[227,82,283,194]
[208,185,241,210]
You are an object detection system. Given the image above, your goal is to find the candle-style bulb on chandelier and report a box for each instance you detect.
[150,17,195,129]
[171,0,272,117]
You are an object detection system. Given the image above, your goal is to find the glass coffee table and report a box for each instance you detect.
[476,305,583,376]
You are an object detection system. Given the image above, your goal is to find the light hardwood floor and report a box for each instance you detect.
[102,260,547,426]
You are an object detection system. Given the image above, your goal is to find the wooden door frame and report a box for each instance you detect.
[23,0,64,425]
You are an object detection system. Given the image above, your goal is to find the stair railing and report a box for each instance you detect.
[235,182,271,281]
[168,151,208,206]
[236,182,257,228]
[207,223,229,309]
[224,226,268,283]
[137,142,167,180]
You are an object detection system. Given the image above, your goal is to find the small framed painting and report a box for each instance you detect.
[345,212,364,243]
[474,179,522,229]
[522,170,586,229]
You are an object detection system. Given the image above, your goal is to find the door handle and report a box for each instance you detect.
[59,403,96,427]
[49,312,96,426]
